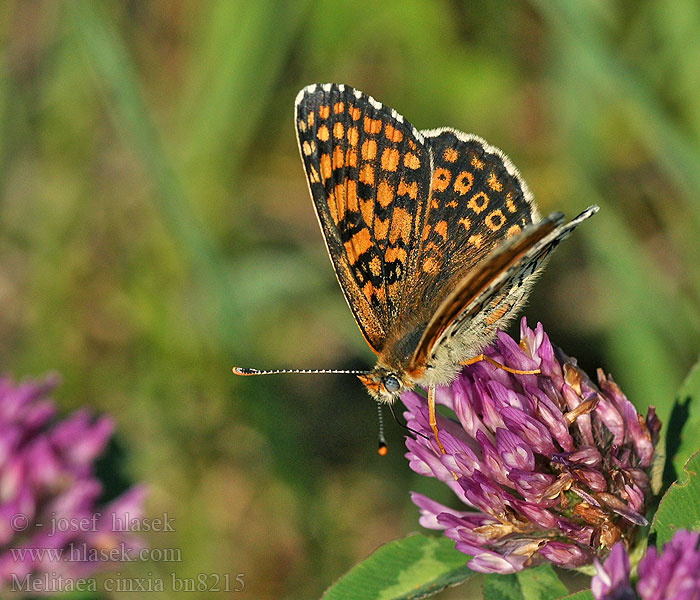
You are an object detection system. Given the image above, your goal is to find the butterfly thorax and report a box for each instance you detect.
[356,347,470,403]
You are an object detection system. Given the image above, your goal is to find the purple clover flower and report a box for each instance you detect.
[592,530,700,599]
[0,375,146,590]
[403,319,660,574]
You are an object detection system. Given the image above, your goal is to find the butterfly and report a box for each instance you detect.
[235,83,597,454]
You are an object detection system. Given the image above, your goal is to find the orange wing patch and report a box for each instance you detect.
[374,216,389,240]
[443,147,458,162]
[359,164,375,185]
[320,153,332,183]
[434,220,448,240]
[432,167,451,192]
[484,301,510,326]
[364,117,382,134]
[344,228,372,265]
[385,123,403,143]
[422,256,440,273]
[487,172,503,191]
[381,148,400,172]
[507,224,522,238]
[468,192,489,214]
[377,180,394,208]
[397,179,418,200]
[454,171,473,195]
[362,139,377,160]
[389,207,412,244]
[485,209,505,231]
[332,146,344,169]
[404,152,421,169]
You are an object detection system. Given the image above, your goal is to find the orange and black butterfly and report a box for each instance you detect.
[235,83,597,452]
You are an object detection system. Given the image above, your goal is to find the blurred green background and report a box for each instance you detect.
[2,1,699,598]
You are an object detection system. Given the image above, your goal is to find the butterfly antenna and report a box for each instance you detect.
[376,401,387,456]
[388,402,428,441]
[232,367,371,376]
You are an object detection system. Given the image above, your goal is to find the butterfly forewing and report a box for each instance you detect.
[295,84,432,353]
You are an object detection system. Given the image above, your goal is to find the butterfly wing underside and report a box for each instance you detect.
[408,206,599,374]
[295,84,433,353]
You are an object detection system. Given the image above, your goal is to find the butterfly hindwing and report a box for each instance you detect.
[295,84,432,353]
[381,129,543,365]
[388,130,538,321]
[418,129,537,278]
[409,206,599,373]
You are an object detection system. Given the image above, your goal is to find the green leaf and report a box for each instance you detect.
[180,0,311,176]
[483,565,568,600]
[663,359,700,490]
[322,534,474,600]
[651,449,700,546]
[483,573,523,600]
[518,565,569,599]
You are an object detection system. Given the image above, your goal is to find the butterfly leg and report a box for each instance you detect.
[428,385,459,481]
[427,385,446,454]
[461,354,540,375]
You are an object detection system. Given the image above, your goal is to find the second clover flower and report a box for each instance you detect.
[592,529,700,599]
[404,318,660,574]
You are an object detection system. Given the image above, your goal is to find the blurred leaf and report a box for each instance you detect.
[322,534,473,600]
[67,1,215,262]
[650,450,700,546]
[180,0,310,174]
[586,211,686,420]
[533,0,700,219]
[559,592,594,600]
[483,574,523,600]
[517,565,569,599]
[663,359,700,490]
[552,45,688,419]
[483,565,568,600]
[66,0,238,341]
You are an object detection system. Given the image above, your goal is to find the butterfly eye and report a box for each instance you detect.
[383,375,401,393]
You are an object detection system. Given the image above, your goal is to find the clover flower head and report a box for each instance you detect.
[592,529,700,599]
[403,319,660,573]
[0,375,146,589]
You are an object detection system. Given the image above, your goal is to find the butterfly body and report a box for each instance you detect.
[295,83,597,405]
